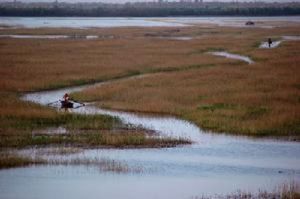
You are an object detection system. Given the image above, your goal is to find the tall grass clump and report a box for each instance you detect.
[195,182,299,199]
[0,152,44,169]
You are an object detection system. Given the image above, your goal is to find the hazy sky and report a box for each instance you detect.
[1,0,300,3]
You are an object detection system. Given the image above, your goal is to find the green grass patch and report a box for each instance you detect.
[0,153,44,169]
[0,113,121,131]
[0,131,191,149]
[242,106,269,120]
[294,84,300,90]
[142,63,216,74]
[195,47,226,54]
[252,40,262,48]
[198,103,237,112]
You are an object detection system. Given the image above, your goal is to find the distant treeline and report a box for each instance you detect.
[1,5,300,17]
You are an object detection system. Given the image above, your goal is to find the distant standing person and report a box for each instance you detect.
[268,38,272,48]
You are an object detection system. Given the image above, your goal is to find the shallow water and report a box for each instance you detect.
[259,41,282,49]
[1,138,299,199]
[0,17,186,28]
[209,51,254,64]
[161,16,300,28]
[0,34,99,39]
[1,16,300,29]
[7,74,299,198]
[259,36,300,49]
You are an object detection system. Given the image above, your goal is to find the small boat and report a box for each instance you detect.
[48,99,84,109]
[61,100,74,109]
[245,21,255,26]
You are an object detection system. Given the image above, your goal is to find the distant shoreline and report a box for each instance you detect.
[1,2,300,17]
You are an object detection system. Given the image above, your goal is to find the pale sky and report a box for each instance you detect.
[1,0,300,3]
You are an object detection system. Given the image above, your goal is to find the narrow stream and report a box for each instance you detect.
[208,52,254,64]
[1,74,299,199]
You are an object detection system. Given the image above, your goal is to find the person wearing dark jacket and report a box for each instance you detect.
[268,38,272,48]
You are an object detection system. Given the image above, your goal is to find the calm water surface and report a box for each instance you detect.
[1,16,300,28]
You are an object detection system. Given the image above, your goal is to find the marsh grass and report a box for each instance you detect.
[0,151,135,173]
[195,182,300,199]
[1,91,191,148]
[47,157,135,173]
[198,103,238,112]
[0,92,121,133]
[0,27,228,92]
[1,26,300,138]
[69,27,300,137]
[0,130,191,148]
[0,152,44,169]
[1,112,120,131]
[35,147,83,156]
[0,93,190,149]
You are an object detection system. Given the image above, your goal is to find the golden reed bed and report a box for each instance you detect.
[0,25,299,138]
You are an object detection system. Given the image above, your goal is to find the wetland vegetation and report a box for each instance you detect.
[0,18,299,198]
[66,26,300,137]
[0,23,299,165]
[1,25,300,136]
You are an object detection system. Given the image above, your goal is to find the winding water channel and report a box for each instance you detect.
[0,74,299,199]
[208,52,254,64]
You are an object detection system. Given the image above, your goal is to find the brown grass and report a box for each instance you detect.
[0,129,191,149]
[3,25,295,92]
[195,182,300,199]
[34,147,84,156]
[0,152,44,169]
[0,27,229,92]
[70,26,300,136]
[0,151,136,173]
[0,25,299,137]
[47,157,136,173]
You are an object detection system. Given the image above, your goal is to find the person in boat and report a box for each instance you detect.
[245,21,255,26]
[62,93,73,109]
[61,93,85,109]
[63,93,70,102]
[268,38,272,48]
